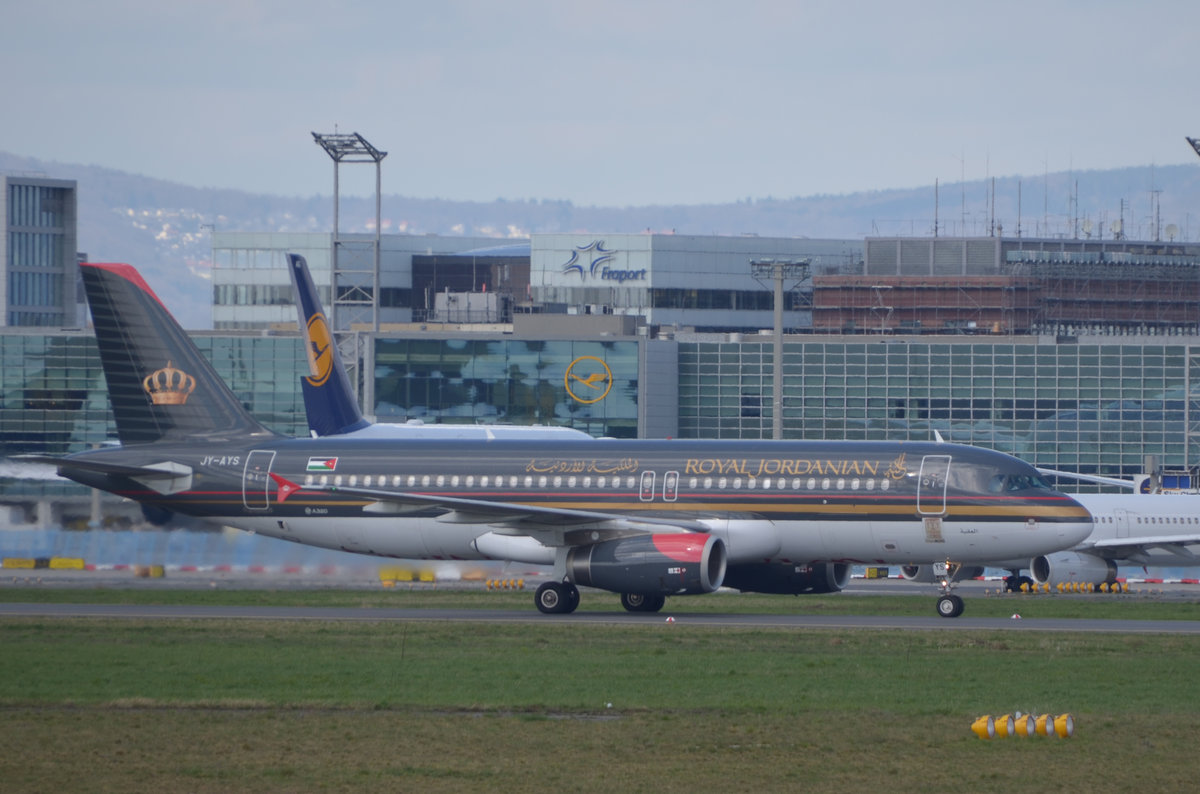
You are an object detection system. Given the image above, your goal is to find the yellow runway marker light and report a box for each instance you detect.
[971,715,996,739]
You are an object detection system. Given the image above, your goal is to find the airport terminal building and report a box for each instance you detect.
[6,224,1200,523]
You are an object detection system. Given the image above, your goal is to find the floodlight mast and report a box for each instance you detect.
[312,132,388,334]
[312,132,388,411]
[750,259,811,440]
[1188,138,1200,473]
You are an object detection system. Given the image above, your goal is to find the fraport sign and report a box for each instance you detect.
[559,240,647,284]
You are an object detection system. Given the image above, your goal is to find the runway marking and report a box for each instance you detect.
[3,602,1199,634]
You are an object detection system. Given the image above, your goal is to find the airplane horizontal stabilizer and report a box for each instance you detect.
[18,455,194,495]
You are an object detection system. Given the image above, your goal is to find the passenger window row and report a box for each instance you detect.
[1094,515,1199,525]
[300,472,893,493]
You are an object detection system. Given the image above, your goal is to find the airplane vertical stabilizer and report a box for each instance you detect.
[81,263,276,445]
[286,253,369,436]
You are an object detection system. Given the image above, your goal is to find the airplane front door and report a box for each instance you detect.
[242,450,276,510]
[917,455,951,516]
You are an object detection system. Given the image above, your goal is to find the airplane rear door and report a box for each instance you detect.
[917,455,951,516]
[1113,507,1130,539]
[242,450,276,510]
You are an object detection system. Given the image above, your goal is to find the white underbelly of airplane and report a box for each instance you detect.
[699,518,1084,565]
[865,517,1088,564]
[228,513,1089,567]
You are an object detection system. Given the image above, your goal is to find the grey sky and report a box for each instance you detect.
[3,0,1197,206]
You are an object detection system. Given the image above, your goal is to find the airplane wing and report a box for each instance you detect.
[270,474,712,546]
[1037,468,1137,490]
[1084,534,1200,562]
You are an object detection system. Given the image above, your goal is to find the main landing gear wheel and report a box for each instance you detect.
[535,581,579,614]
[936,593,965,618]
[620,593,666,613]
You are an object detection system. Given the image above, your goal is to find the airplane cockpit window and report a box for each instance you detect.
[1008,473,1052,491]
[986,472,1054,493]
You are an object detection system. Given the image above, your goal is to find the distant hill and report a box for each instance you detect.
[4,151,1200,329]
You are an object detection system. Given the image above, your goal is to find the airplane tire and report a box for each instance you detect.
[621,593,667,613]
[536,582,570,614]
[621,592,649,612]
[565,584,580,613]
[936,594,964,618]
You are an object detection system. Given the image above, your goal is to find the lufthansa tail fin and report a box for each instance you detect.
[285,253,369,436]
[81,263,276,445]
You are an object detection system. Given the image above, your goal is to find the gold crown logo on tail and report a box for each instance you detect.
[143,360,197,405]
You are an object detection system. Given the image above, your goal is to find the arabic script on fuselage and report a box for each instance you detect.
[526,458,640,475]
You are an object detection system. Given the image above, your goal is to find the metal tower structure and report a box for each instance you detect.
[312,132,387,408]
[1187,137,1200,472]
[751,258,811,440]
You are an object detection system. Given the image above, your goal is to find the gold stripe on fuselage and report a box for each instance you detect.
[253,494,1090,520]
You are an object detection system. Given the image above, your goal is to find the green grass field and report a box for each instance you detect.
[1,589,1199,792]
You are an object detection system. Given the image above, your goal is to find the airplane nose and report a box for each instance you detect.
[1056,493,1094,547]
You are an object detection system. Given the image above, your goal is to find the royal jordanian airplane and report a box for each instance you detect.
[900,491,1200,590]
[29,262,1093,617]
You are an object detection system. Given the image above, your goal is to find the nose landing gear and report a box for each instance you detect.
[934,561,966,618]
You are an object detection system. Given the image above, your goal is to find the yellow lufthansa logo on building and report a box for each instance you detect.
[304,313,334,387]
[565,356,613,404]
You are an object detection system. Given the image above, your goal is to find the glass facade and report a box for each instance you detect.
[0,334,109,456]
[212,283,316,309]
[8,329,1198,480]
[679,339,1200,478]
[0,334,307,457]
[5,181,73,326]
[373,338,640,437]
[200,336,308,439]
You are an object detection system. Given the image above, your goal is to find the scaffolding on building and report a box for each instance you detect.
[811,275,1038,334]
[1015,256,1200,335]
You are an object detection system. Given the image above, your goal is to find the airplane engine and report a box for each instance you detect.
[899,564,985,583]
[722,562,850,594]
[1030,551,1116,586]
[568,534,726,595]
[141,504,174,526]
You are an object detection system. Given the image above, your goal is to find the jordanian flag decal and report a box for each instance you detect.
[306,457,339,472]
